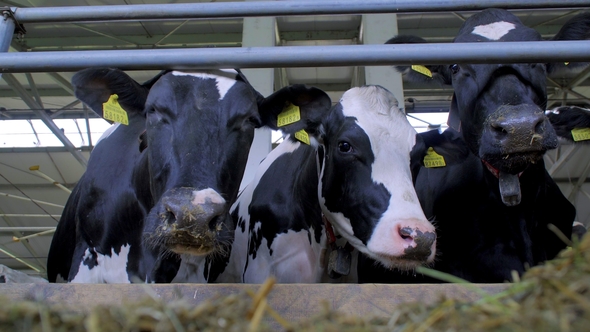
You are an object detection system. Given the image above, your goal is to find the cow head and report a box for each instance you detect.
[72,68,302,262]
[388,9,590,206]
[316,86,436,270]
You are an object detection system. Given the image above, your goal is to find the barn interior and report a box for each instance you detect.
[1,0,589,279]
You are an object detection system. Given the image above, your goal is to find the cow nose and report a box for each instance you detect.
[397,225,436,261]
[489,110,546,145]
[161,188,226,231]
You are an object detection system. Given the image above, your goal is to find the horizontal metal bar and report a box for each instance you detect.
[1,41,589,73]
[0,192,64,208]
[0,214,61,217]
[10,1,590,23]
[0,227,56,232]
[13,229,56,242]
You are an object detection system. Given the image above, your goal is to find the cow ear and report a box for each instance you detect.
[410,129,471,182]
[385,35,450,85]
[72,67,150,120]
[257,84,332,137]
[547,106,590,142]
[547,12,590,74]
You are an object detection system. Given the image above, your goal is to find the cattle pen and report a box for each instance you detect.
[1,0,590,330]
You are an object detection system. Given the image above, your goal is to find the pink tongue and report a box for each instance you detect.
[499,171,521,206]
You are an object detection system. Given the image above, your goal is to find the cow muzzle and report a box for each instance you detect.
[147,187,230,255]
[480,105,557,174]
[367,218,437,270]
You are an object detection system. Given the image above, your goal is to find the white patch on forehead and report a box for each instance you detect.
[191,188,226,206]
[95,123,120,146]
[70,244,131,283]
[172,70,237,100]
[472,21,516,40]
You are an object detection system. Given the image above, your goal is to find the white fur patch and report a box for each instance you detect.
[70,244,131,283]
[472,21,516,40]
[243,225,325,283]
[172,70,237,100]
[191,188,226,205]
[95,123,120,146]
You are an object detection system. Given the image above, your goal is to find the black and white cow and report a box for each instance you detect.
[46,68,324,283]
[358,9,590,283]
[172,85,447,283]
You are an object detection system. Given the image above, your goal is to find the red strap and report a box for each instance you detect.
[323,214,337,245]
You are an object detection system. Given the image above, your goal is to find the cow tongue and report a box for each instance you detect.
[499,171,521,206]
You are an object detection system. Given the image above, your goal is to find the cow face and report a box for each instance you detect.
[142,70,262,256]
[388,9,590,205]
[318,86,436,270]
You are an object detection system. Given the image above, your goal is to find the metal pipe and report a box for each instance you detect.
[2,73,88,167]
[10,1,590,23]
[0,246,41,272]
[29,166,73,194]
[0,192,64,208]
[0,9,15,52]
[13,229,56,242]
[0,227,56,232]
[1,41,590,73]
[0,214,61,217]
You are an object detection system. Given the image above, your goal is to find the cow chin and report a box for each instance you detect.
[371,253,435,272]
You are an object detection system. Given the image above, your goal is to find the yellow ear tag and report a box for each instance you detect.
[424,147,446,168]
[294,129,310,145]
[565,62,570,66]
[102,94,129,125]
[411,65,433,78]
[571,128,590,141]
[277,103,301,127]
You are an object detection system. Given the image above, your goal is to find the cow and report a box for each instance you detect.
[171,85,458,283]
[358,9,590,283]
[46,67,327,283]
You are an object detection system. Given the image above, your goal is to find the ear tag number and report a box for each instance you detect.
[571,128,590,141]
[411,65,433,78]
[424,147,446,168]
[294,130,310,145]
[277,103,301,127]
[102,94,129,125]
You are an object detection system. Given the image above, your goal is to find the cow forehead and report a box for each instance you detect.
[338,86,414,151]
[472,21,516,40]
[171,70,238,100]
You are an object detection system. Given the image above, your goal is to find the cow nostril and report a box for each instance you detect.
[208,214,224,231]
[164,209,176,225]
[533,117,544,134]
[399,227,414,242]
[491,123,508,135]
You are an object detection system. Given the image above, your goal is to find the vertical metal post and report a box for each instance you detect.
[0,8,16,80]
[239,0,275,191]
[362,13,406,112]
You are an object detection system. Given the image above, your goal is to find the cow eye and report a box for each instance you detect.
[338,141,353,153]
[449,64,460,74]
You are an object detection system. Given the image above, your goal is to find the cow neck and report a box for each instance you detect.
[322,214,353,252]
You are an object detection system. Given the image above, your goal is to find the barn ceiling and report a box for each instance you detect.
[1,0,589,277]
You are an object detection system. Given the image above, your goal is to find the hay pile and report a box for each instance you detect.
[1,233,589,331]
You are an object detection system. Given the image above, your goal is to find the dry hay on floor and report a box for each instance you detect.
[1,232,589,331]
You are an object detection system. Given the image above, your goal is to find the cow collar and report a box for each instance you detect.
[481,159,524,179]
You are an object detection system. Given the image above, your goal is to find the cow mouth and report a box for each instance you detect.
[373,246,436,272]
[481,150,544,174]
